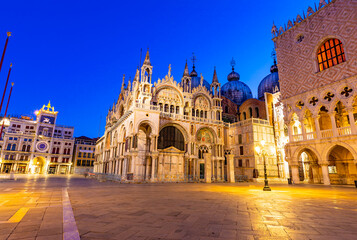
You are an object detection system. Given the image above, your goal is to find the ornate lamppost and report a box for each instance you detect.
[255,140,273,191]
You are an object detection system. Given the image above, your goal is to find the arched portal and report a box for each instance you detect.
[157,126,186,182]
[195,127,216,182]
[296,148,321,183]
[32,157,46,174]
[198,145,209,180]
[327,145,356,185]
[158,126,185,151]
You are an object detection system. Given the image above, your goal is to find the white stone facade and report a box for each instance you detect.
[0,102,74,174]
[94,52,281,183]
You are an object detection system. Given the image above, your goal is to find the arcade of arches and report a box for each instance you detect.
[96,121,230,183]
[290,145,357,185]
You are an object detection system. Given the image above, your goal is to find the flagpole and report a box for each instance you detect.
[0,82,14,139]
[0,63,12,113]
[0,32,11,74]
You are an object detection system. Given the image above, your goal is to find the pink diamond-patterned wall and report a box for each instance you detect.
[273,0,357,100]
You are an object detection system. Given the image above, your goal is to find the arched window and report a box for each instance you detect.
[255,107,259,118]
[249,107,253,118]
[198,145,209,159]
[22,145,26,151]
[225,106,228,113]
[170,105,174,113]
[158,126,185,151]
[164,104,169,112]
[243,112,246,120]
[317,39,345,71]
[11,144,16,151]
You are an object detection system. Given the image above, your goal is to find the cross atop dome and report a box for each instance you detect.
[230,57,236,71]
[270,49,278,73]
[190,52,198,77]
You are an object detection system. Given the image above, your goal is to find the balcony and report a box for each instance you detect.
[337,126,351,136]
[230,118,270,128]
[293,134,303,142]
[291,126,354,143]
[160,112,223,125]
[133,103,159,111]
[306,132,316,140]
[321,129,333,138]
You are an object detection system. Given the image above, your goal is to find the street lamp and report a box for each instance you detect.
[255,140,272,191]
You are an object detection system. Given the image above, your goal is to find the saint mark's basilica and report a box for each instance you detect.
[94,0,357,185]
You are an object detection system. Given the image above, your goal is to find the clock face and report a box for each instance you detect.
[36,141,49,152]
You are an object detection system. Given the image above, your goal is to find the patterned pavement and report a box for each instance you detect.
[0,175,357,240]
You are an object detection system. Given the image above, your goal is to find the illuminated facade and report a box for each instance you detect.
[0,102,74,174]
[272,0,357,184]
[73,136,97,174]
[94,51,285,183]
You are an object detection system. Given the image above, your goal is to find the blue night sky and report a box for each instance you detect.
[0,0,317,138]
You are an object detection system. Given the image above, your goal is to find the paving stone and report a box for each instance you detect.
[1,176,357,240]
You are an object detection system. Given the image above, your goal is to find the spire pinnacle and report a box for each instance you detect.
[134,68,139,82]
[143,49,151,65]
[121,74,125,91]
[183,60,189,77]
[212,66,219,83]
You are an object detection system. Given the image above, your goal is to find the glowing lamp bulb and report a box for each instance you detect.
[255,146,261,155]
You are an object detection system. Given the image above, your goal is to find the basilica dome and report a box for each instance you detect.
[222,65,252,106]
[257,62,279,101]
[191,75,211,91]
[189,66,211,91]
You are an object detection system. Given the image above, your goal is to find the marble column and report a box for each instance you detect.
[192,159,196,180]
[290,165,300,184]
[314,115,322,139]
[347,110,357,134]
[329,112,338,137]
[151,157,157,182]
[226,155,235,183]
[311,165,320,184]
[204,153,212,183]
[301,118,307,140]
[321,164,331,185]
[221,160,224,181]
[145,157,150,181]
[212,160,216,181]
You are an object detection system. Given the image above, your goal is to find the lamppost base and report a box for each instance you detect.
[263,186,271,191]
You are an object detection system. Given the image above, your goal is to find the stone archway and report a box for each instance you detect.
[326,145,356,185]
[296,149,321,184]
[32,157,46,174]
[291,146,322,184]
[157,125,186,182]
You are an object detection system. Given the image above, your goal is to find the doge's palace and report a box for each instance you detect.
[272,0,357,185]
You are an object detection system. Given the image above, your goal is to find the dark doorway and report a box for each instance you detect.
[200,163,205,179]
